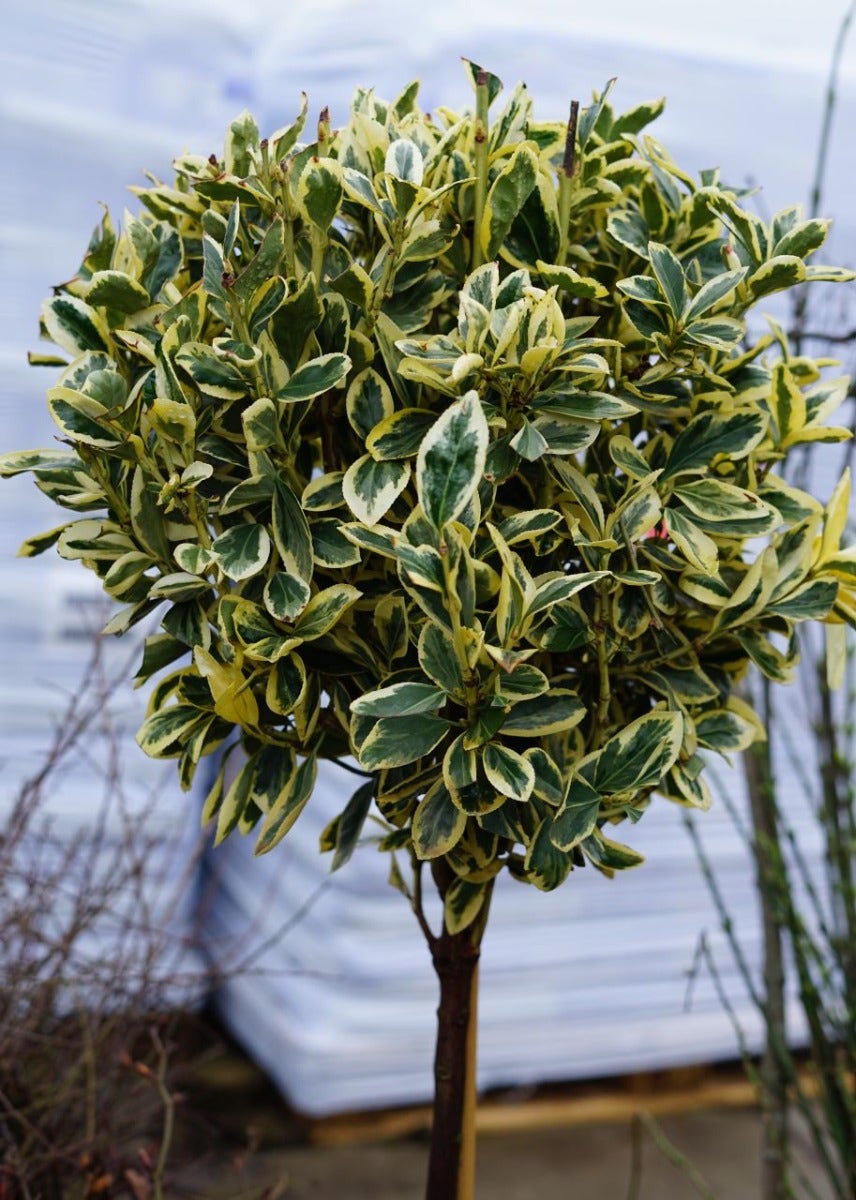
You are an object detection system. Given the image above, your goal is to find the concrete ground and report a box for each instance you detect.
[173,1105,830,1199]
[165,1018,831,1198]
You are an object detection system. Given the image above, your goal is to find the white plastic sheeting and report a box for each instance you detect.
[0,0,225,1010]
[0,563,206,1011]
[202,695,833,1117]
[202,766,774,1114]
[3,0,854,1108]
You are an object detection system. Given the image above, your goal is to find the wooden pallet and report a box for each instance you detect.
[184,1027,821,1151]
[303,1062,769,1147]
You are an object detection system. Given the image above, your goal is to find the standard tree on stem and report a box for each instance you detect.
[4,60,855,1200]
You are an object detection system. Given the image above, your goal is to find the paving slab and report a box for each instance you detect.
[173,1106,832,1199]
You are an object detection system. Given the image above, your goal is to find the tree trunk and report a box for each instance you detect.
[424,862,489,1200]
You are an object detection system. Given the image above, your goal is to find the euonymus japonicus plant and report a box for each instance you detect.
[4,61,856,1200]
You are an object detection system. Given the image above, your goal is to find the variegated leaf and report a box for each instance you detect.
[418,622,466,697]
[277,353,350,403]
[41,294,110,355]
[443,878,488,934]
[292,584,361,640]
[584,710,683,794]
[662,409,766,480]
[343,455,410,526]
[87,270,150,313]
[482,742,534,801]
[550,775,602,850]
[582,829,645,875]
[265,655,307,716]
[352,681,446,718]
[366,407,437,461]
[501,691,586,737]
[479,143,539,261]
[211,523,271,581]
[346,368,395,440]
[272,479,314,585]
[137,705,204,759]
[523,819,572,891]
[264,572,311,622]
[254,752,318,855]
[298,160,344,232]
[712,547,778,632]
[648,241,686,317]
[416,391,489,530]
[358,714,451,771]
[331,781,374,870]
[412,778,467,860]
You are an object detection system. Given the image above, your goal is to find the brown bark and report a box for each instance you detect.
[423,861,488,1200]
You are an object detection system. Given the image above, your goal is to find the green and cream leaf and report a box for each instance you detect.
[416,391,489,530]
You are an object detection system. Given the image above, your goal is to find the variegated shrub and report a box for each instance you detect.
[2,63,854,1198]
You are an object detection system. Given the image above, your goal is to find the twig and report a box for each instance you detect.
[694,782,849,1192]
[223,877,332,977]
[558,100,580,266]
[471,71,491,271]
[682,814,764,1010]
[624,1114,644,1200]
[412,857,438,950]
[150,1027,176,1200]
[744,681,790,1200]
[793,328,856,344]
[792,0,856,349]
[635,1111,719,1200]
[808,2,856,222]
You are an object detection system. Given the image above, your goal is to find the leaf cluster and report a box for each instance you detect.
[4,65,855,929]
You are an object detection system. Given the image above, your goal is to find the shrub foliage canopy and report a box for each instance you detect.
[4,65,855,933]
